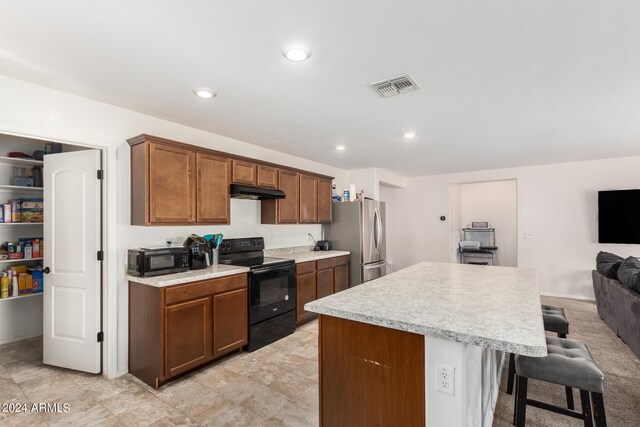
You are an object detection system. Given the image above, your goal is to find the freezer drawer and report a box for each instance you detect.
[361,261,386,283]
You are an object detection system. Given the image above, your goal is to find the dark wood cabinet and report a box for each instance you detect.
[296,261,318,325]
[334,263,349,293]
[295,256,350,325]
[262,169,300,224]
[129,273,248,388]
[129,134,333,226]
[213,288,248,358]
[318,178,333,223]
[257,165,277,188]
[148,142,196,224]
[299,174,318,223]
[316,268,334,299]
[197,153,231,224]
[164,297,211,378]
[232,159,257,185]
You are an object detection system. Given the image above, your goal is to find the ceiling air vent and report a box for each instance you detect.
[369,74,420,98]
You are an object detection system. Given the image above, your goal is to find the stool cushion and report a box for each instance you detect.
[541,304,569,335]
[515,337,605,393]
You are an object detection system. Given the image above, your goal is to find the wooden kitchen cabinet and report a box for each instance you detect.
[299,174,318,223]
[164,297,211,378]
[257,165,277,188]
[317,178,333,223]
[316,268,334,299]
[197,153,231,224]
[147,142,196,224]
[213,288,248,358]
[261,169,300,224]
[129,273,248,388]
[295,256,350,326]
[232,159,257,185]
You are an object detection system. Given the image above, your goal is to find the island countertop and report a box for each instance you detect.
[305,261,547,356]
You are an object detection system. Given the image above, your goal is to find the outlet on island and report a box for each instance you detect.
[436,364,455,396]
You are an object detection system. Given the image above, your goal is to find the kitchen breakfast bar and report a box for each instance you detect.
[305,261,547,427]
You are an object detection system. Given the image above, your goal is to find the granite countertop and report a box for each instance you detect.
[284,250,350,263]
[127,264,249,288]
[305,261,547,357]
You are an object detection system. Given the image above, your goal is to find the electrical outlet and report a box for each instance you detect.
[436,364,455,395]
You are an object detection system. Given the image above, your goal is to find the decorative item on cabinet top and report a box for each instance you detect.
[127,134,334,226]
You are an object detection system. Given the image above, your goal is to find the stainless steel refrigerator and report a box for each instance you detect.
[324,200,386,287]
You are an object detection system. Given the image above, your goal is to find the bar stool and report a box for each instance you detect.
[513,336,607,426]
[507,304,570,396]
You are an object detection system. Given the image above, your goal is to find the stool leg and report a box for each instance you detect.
[591,392,607,427]
[507,353,515,395]
[515,376,528,427]
[512,374,518,425]
[558,332,567,338]
[580,389,593,427]
[566,386,575,410]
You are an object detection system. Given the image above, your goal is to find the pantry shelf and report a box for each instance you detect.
[0,292,43,302]
[0,156,43,167]
[0,184,43,192]
[0,257,43,264]
[0,222,43,226]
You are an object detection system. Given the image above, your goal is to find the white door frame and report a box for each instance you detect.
[0,124,117,379]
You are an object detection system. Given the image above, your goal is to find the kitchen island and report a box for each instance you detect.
[305,261,546,427]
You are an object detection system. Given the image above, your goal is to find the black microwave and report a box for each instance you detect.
[128,247,189,277]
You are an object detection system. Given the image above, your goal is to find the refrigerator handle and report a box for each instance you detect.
[375,207,382,253]
[364,260,386,269]
[373,208,379,253]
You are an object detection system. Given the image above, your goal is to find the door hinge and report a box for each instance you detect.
[97,250,104,261]
[97,332,104,342]
[97,170,104,180]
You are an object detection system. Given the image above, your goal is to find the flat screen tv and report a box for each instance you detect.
[598,189,640,244]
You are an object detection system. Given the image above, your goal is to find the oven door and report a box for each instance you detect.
[249,264,296,325]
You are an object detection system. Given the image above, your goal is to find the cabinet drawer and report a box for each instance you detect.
[296,261,316,275]
[165,274,247,305]
[317,256,349,270]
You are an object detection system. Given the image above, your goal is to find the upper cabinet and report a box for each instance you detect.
[299,174,318,223]
[197,153,231,224]
[318,178,333,223]
[231,160,257,185]
[257,165,277,188]
[128,134,333,226]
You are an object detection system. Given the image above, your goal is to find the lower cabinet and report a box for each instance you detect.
[129,273,248,388]
[295,255,349,325]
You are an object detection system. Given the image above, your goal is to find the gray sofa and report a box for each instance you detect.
[592,270,640,358]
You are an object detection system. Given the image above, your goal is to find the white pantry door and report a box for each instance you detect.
[43,149,102,374]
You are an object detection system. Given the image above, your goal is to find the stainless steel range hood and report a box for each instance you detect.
[229,184,286,200]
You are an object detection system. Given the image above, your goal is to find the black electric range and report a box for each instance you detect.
[218,237,296,351]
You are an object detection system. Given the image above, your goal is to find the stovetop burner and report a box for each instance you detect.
[217,237,293,270]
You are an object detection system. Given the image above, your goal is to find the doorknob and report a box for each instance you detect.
[43,267,51,274]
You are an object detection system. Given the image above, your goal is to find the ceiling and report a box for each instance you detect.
[1,1,640,176]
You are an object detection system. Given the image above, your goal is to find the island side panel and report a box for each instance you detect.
[318,315,425,427]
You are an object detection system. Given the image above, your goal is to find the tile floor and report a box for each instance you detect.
[0,321,319,426]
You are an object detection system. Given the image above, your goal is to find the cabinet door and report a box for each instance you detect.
[334,264,349,293]
[299,174,318,223]
[149,143,195,223]
[164,297,211,378]
[197,153,231,224]
[232,160,257,185]
[318,178,333,223]
[317,268,334,299]
[257,165,277,188]
[296,272,317,324]
[277,170,300,224]
[213,288,248,358]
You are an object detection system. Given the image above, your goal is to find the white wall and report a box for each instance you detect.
[0,75,348,377]
[387,157,640,300]
[458,180,518,267]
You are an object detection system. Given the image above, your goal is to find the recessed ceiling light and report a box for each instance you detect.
[403,132,416,139]
[282,44,311,62]
[193,88,216,99]
[335,145,346,151]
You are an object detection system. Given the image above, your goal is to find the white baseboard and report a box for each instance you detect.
[115,368,128,378]
[540,292,595,302]
[0,332,42,346]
